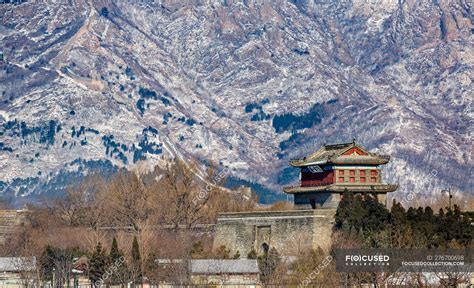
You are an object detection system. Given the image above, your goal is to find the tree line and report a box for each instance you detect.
[1,163,472,287]
[331,192,473,286]
[1,159,259,285]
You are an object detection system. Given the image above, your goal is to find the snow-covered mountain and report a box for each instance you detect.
[0,0,472,205]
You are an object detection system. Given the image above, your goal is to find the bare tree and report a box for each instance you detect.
[41,175,104,227]
[102,170,158,279]
[104,170,155,232]
[157,159,213,229]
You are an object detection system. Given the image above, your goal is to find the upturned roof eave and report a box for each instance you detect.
[289,159,328,167]
[289,142,391,167]
[289,157,389,167]
[283,184,398,194]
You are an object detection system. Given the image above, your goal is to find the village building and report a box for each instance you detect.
[153,259,260,287]
[190,259,260,287]
[0,257,36,287]
[284,141,398,209]
[70,256,90,287]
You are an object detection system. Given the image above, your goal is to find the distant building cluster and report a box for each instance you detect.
[0,257,36,287]
[0,257,260,287]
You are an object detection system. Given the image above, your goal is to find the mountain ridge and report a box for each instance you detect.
[0,0,472,205]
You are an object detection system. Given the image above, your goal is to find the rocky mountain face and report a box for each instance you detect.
[0,0,472,205]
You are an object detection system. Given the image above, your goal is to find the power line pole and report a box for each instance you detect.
[442,188,452,210]
[448,188,452,210]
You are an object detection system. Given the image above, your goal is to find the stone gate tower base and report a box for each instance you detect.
[213,209,336,257]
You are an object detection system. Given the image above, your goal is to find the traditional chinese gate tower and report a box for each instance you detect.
[283,141,397,209]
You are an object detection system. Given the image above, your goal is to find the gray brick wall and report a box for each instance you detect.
[213,209,336,257]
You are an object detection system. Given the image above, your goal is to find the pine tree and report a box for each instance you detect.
[436,208,449,247]
[89,242,108,286]
[100,7,109,17]
[362,194,389,233]
[132,236,140,263]
[350,194,367,229]
[131,236,141,283]
[233,250,241,259]
[335,190,352,229]
[258,247,280,284]
[110,237,120,261]
[389,200,412,248]
[390,200,407,226]
[247,248,257,259]
[108,237,129,285]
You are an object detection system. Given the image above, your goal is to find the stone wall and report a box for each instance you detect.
[0,210,28,245]
[213,209,336,257]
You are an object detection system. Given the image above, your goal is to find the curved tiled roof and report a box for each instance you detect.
[0,257,36,272]
[191,259,259,274]
[289,142,390,167]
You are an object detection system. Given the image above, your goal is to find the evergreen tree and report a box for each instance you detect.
[100,7,109,17]
[132,236,140,263]
[406,207,417,223]
[456,215,473,246]
[419,207,436,247]
[335,195,472,251]
[389,200,413,248]
[131,236,142,283]
[108,237,129,285]
[89,242,108,286]
[247,248,257,259]
[335,190,352,229]
[444,205,473,246]
[436,208,449,247]
[257,247,280,284]
[390,200,407,226]
[362,194,389,233]
[110,237,120,261]
[233,250,241,259]
[349,194,367,230]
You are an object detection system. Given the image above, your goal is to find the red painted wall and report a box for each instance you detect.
[301,170,334,187]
